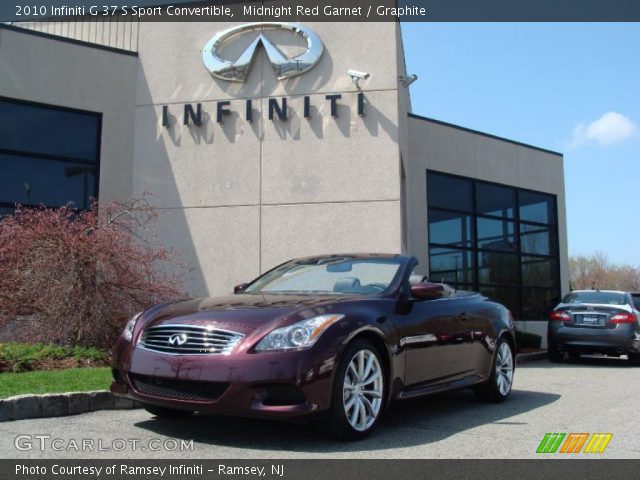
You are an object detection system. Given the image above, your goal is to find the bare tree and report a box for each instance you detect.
[570,252,640,291]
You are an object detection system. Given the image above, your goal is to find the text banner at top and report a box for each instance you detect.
[3,0,640,22]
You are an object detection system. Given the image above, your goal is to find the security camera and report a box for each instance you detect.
[399,74,418,87]
[348,69,370,82]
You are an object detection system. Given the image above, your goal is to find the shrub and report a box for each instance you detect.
[0,342,108,372]
[0,195,185,349]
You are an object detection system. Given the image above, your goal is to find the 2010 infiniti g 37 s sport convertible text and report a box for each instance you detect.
[111,254,516,439]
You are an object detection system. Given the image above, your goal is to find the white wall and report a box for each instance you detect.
[131,22,405,296]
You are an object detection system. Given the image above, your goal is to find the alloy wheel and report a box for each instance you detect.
[342,349,383,432]
[495,342,514,396]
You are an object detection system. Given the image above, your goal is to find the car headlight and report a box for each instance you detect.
[123,311,143,342]
[255,314,345,351]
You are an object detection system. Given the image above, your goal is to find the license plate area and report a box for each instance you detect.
[576,315,604,326]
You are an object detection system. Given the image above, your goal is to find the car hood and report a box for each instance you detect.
[143,293,362,335]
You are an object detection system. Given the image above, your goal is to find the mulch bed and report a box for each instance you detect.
[0,356,111,373]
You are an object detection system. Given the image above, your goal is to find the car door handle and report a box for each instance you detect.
[459,313,469,322]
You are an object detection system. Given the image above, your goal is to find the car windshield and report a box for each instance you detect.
[561,291,627,305]
[243,257,403,295]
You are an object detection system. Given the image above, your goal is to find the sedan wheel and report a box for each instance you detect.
[325,340,385,440]
[474,337,514,402]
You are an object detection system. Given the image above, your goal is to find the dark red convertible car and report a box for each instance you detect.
[111,254,516,439]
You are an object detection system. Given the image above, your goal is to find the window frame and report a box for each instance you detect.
[0,96,102,212]
[426,170,561,320]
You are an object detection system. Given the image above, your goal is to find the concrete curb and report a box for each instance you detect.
[0,391,141,422]
[516,350,549,363]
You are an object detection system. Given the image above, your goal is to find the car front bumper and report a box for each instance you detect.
[110,337,338,418]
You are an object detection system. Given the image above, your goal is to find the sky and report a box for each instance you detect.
[401,23,640,265]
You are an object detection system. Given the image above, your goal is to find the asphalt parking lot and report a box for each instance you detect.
[1,357,639,459]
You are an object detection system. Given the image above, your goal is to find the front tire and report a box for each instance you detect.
[324,340,385,440]
[143,404,194,418]
[474,337,514,403]
[628,352,640,366]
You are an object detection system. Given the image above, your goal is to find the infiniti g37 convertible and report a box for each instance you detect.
[111,254,516,439]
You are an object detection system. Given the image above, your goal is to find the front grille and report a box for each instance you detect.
[139,324,244,355]
[130,374,229,401]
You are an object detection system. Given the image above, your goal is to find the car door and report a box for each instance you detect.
[400,295,472,387]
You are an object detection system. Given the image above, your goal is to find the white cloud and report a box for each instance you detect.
[570,112,637,148]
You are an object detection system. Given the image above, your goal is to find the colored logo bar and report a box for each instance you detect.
[537,433,612,454]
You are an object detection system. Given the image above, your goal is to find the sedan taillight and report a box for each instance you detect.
[549,310,571,321]
[610,312,637,324]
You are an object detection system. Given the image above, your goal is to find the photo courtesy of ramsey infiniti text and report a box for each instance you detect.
[111,254,516,440]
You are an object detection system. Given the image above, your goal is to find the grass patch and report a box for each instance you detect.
[0,367,112,399]
[0,343,109,372]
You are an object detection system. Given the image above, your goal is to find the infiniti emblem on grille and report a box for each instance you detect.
[168,333,188,346]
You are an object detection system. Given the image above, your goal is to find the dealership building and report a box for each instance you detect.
[0,16,568,339]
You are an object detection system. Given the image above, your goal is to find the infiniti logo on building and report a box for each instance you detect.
[168,333,188,346]
[202,22,324,82]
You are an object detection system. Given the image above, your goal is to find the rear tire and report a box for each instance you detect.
[628,352,640,366]
[548,345,564,363]
[143,405,194,418]
[323,340,386,440]
[474,337,514,403]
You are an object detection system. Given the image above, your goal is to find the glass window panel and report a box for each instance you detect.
[429,248,475,285]
[521,256,558,287]
[520,223,556,256]
[0,99,100,161]
[475,183,516,218]
[478,286,521,319]
[427,172,473,212]
[477,217,516,252]
[521,288,561,320]
[453,284,476,293]
[519,190,556,225]
[428,209,474,248]
[0,154,96,209]
[0,206,15,218]
[477,251,519,285]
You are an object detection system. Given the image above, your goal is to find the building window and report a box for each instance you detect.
[427,170,561,320]
[0,97,101,212]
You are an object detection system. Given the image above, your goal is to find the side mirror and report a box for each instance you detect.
[233,283,248,294]
[411,282,445,300]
